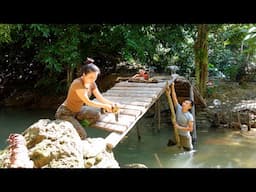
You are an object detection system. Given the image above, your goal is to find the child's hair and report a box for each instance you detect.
[189,99,194,107]
[80,57,100,76]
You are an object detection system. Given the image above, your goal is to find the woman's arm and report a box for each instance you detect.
[76,89,112,112]
[93,87,114,105]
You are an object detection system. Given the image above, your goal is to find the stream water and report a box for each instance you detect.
[1,107,256,168]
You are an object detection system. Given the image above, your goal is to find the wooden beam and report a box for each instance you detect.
[117,101,149,107]
[106,89,159,95]
[115,81,166,88]
[102,92,157,99]
[93,74,206,150]
[118,104,146,111]
[111,86,162,91]
[93,98,149,107]
[157,100,161,132]
[93,122,128,133]
[192,86,207,107]
[119,108,142,117]
[103,96,153,102]
[136,123,141,141]
[247,111,251,131]
[104,82,167,148]
[98,114,135,127]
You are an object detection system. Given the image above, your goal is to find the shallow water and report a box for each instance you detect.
[114,118,256,168]
[1,107,256,168]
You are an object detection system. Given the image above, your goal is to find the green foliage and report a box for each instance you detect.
[207,86,217,98]
[244,26,256,41]
[34,73,67,95]
[207,24,254,81]
[9,24,256,98]
[223,63,239,81]
[121,25,153,63]
[7,24,254,93]
[13,24,82,69]
[119,24,196,73]
[243,25,256,55]
[9,24,82,90]
[80,119,90,128]
[0,24,12,43]
[79,24,126,73]
[78,24,193,74]
[1,24,199,96]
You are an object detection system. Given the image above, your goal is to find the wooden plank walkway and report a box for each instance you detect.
[90,74,205,149]
[91,79,169,148]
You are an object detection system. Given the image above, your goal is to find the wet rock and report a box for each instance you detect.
[0,119,120,168]
[23,119,84,168]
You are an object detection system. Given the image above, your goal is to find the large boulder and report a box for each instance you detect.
[0,119,119,168]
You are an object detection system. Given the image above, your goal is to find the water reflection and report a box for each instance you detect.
[0,108,55,149]
[1,108,256,168]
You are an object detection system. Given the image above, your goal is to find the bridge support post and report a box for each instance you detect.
[157,100,161,132]
[136,123,141,141]
[153,100,161,132]
[190,83,197,145]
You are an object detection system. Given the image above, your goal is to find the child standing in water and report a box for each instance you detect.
[169,82,194,151]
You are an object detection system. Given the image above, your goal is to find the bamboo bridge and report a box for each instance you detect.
[91,74,206,149]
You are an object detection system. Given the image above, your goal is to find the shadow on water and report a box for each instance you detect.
[2,108,256,168]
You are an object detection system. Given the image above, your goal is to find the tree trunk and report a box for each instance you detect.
[194,24,209,98]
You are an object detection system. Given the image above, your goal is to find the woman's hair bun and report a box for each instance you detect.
[84,57,94,65]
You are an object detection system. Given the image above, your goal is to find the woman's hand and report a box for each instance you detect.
[103,104,113,113]
[111,103,120,113]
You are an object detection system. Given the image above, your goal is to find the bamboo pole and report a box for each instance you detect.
[136,122,141,141]
[190,83,197,144]
[157,100,161,132]
[237,111,241,127]
[154,102,158,132]
[247,111,251,131]
[165,81,181,147]
[154,153,163,168]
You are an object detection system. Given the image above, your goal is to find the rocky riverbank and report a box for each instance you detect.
[0,119,120,168]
